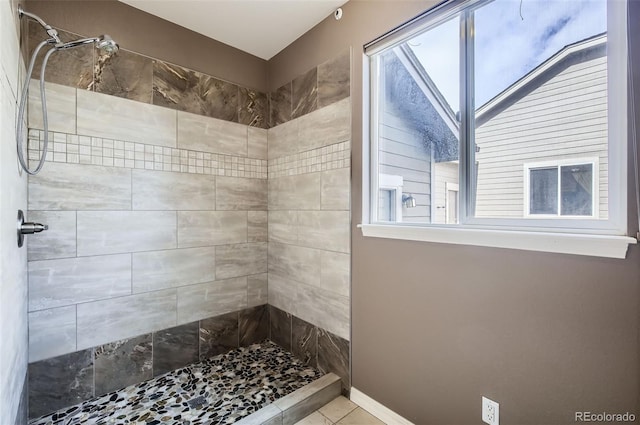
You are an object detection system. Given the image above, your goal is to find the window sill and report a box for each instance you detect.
[358,224,637,259]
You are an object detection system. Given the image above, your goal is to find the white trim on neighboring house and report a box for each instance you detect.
[350,388,415,425]
[523,157,600,219]
[379,173,404,222]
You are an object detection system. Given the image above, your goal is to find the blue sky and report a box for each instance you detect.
[407,0,607,110]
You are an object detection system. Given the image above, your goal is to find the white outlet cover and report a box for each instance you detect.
[482,396,500,425]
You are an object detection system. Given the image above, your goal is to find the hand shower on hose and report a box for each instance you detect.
[16,6,119,175]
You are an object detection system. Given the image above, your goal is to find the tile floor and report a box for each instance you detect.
[295,396,386,425]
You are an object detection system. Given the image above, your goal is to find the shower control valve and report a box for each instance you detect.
[17,209,48,248]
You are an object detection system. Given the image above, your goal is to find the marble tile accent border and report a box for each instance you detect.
[27,129,267,179]
[268,141,350,178]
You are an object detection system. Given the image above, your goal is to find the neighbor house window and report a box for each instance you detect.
[364,0,628,238]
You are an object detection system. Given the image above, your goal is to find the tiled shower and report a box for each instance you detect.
[19,18,351,423]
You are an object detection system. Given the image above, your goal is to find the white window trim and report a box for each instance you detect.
[523,158,600,219]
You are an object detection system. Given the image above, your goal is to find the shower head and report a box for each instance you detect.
[55,35,119,54]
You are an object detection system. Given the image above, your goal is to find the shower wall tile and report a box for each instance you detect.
[27,211,76,261]
[199,312,239,360]
[77,89,177,147]
[247,273,268,307]
[267,118,299,159]
[93,49,153,103]
[28,23,93,89]
[297,284,349,342]
[76,289,177,350]
[247,211,268,243]
[268,211,298,245]
[177,111,248,156]
[292,67,317,119]
[28,306,77,363]
[317,50,350,108]
[215,242,268,280]
[153,61,239,122]
[320,168,350,211]
[239,304,269,346]
[77,211,177,256]
[29,162,131,210]
[94,334,152,395]
[247,127,268,159]
[320,251,350,298]
[132,247,216,293]
[268,173,321,211]
[132,170,216,210]
[28,349,94,419]
[28,254,131,311]
[152,322,199,376]
[269,305,292,351]
[28,80,76,133]
[239,87,268,129]
[297,98,350,152]
[297,211,350,254]
[268,242,320,287]
[269,82,291,127]
[317,329,350,392]
[267,273,299,315]
[177,211,247,248]
[215,176,267,210]
[292,316,317,368]
[176,277,248,324]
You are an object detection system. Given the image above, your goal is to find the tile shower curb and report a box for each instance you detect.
[236,373,341,425]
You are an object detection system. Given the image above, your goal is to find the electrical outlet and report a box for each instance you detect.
[482,396,499,425]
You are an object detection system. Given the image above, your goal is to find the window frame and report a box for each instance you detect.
[361,0,636,258]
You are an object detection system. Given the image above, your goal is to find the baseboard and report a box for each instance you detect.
[350,387,415,425]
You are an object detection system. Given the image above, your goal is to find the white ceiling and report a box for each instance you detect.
[119,0,348,60]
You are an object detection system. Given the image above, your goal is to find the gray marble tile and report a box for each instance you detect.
[248,127,268,159]
[267,270,299,316]
[94,334,152,395]
[292,316,317,368]
[318,330,350,393]
[132,170,215,210]
[28,254,131,311]
[177,110,248,156]
[216,242,267,279]
[28,80,76,133]
[177,211,247,248]
[292,67,318,119]
[199,311,239,360]
[248,211,268,243]
[321,168,350,211]
[267,118,299,159]
[247,273,268,307]
[77,211,177,256]
[239,305,269,346]
[297,98,350,153]
[29,162,131,210]
[269,82,291,127]
[268,242,320,287]
[28,22,93,89]
[275,373,342,425]
[132,247,216,293]
[176,277,247,324]
[28,349,93,419]
[268,210,298,245]
[269,305,292,351]
[318,51,350,108]
[297,285,349,342]
[153,322,199,376]
[320,251,350,297]
[269,174,321,211]
[27,211,76,261]
[297,211,350,253]
[28,306,76,363]
[216,176,267,210]
[77,89,177,147]
[76,289,177,349]
[93,48,153,103]
[239,87,268,129]
[236,403,282,425]
[153,61,239,122]
[16,374,28,425]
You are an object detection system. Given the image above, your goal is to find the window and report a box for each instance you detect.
[362,0,633,257]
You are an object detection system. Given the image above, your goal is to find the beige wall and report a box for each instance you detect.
[269,1,640,424]
[24,0,268,92]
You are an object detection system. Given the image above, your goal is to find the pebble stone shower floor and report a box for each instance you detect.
[29,341,322,425]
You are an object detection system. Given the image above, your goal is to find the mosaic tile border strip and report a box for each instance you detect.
[28,130,267,179]
[268,141,350,178]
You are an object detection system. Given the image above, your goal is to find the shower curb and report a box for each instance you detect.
[236,373,342,425]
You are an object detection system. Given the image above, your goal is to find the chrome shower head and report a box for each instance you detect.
[96,35,118,54]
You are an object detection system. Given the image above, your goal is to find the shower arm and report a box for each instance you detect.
[17,5,61,44]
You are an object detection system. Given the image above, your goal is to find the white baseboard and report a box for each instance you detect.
[350,387,415,425]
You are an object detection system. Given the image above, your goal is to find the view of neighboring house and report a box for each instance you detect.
[378,33,608,223]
